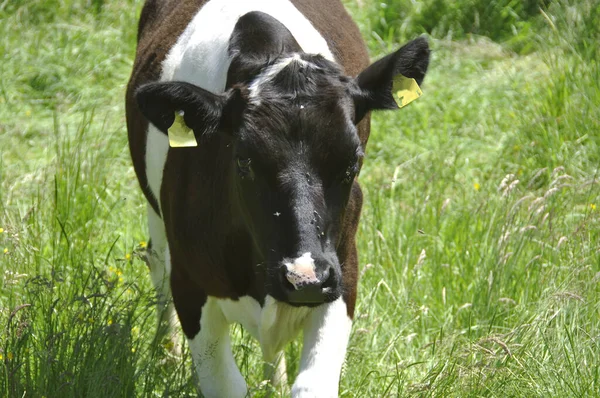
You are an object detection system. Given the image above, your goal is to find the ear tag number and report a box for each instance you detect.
[392,75,422,108]
[168,112,198,148]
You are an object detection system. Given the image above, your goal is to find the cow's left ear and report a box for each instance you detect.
[353,37,430,124]
[135,81,245,137]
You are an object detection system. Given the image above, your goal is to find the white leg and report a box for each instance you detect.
[146,206,181,355]
[292,298,352,398]
[189,298,247,398]
[264,350,288,392]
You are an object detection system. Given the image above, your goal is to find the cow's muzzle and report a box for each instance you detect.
[281,252,339,305]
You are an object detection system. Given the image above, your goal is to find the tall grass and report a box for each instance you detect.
[1,0,599,396]
[355,0,549,52]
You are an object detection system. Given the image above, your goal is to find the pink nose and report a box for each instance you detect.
[285,252,318,289]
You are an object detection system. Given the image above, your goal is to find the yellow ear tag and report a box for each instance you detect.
[168,112,198,148]
[392,75,422,108]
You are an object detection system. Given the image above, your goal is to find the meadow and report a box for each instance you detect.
[1,0,599,396]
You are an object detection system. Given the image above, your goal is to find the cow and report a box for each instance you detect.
[125,0,429,396]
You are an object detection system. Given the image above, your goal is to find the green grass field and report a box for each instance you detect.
[1,0,599,396]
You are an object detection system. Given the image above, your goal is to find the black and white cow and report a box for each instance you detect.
[126,0,429,396]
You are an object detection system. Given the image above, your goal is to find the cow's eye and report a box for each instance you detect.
[342,162,359,184]
[237,157,253,179]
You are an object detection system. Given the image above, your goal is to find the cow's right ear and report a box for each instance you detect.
[135,81,233,137]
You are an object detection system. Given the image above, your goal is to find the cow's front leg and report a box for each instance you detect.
[189,298,247,398]
[264,350,288,394]
[171,269,247,398]
[291,298,352,398]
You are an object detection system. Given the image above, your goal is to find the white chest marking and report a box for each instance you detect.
[144,0,334,207]
[248,53,313,102]
[217,296,352,396]
[218,295,310,361]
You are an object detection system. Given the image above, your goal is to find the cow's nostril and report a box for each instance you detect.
[281,273,296,291]
[321,267,336,290]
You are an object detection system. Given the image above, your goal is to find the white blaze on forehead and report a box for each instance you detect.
[285,252,318,289]
[248,53,313,101]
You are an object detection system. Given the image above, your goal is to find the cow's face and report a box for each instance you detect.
[136,37,429,306]
[229,55,364,305]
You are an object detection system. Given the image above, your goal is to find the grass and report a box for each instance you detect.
[1,0,599,396]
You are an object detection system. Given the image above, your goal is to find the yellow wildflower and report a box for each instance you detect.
[125,253,131,261]
[131,347,136,353]
[139,241,147,248]
[163,341,174,351]
[108,319,113,326]
[474,182,481,191]
[591,204,596,211]
[0,353,3,360]
[0,227,4,234]
[3,248,8,254]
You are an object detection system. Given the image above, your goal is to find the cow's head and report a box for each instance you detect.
[136,19,429,306]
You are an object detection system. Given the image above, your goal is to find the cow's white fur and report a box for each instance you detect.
[143,0,347,395]
[248,53,312,102]
[146,206,181,355]
[193,296,309,395]
[265,350,288,392]
[189,298,248,398]
[259,295,312,361]
[293,298,352,397]
[147,206,168,295]
[218,295,310,362]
